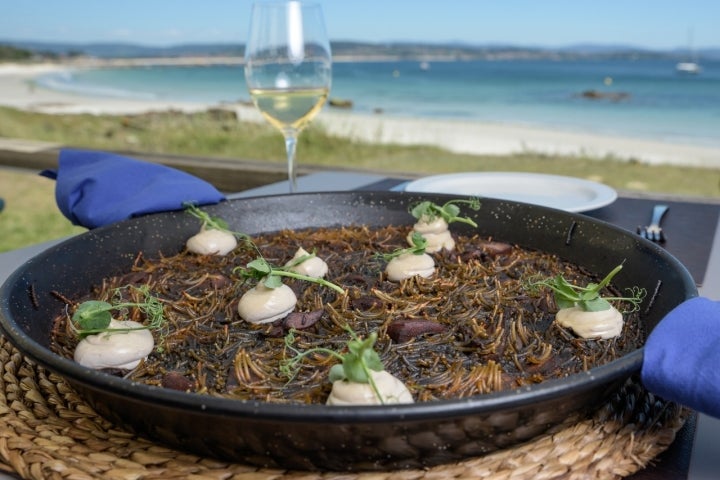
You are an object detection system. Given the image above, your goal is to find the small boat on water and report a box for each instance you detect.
[676,28,702,74]
[676,61,702,74]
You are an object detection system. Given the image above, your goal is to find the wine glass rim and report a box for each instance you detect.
[252,1,323,7]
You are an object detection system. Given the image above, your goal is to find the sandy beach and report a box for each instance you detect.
[0,62,211,115]
[1,61,719,168]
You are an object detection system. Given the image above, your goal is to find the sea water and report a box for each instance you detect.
[36,58,720,147]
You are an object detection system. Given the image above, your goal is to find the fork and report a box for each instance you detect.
[637,204,669,243]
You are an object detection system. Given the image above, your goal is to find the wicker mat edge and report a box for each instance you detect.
[0,336,686,480]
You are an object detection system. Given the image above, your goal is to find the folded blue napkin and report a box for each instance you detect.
[41,149,226,229]
[642,296,720,418]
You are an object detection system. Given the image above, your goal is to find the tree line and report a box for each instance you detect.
[0,44,83,61]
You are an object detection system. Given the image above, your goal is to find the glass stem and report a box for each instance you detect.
[284,132,298,193]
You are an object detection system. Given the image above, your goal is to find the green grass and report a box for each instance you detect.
[1,105,719,252]
[0,169,86,251]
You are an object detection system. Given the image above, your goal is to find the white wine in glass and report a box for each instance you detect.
[244,1,332,193]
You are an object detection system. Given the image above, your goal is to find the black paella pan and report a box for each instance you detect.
[0,191,696,471]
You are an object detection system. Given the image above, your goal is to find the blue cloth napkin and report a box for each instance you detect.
[40,149,226,229]
[642,296,720,418]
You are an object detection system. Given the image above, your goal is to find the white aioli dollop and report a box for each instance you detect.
[326,370,414,405]
[385,252,435,281]
[186,228,237,256]
[74,319,154,370]
[237,282,297,324]
[285,247,328,278]
[408,216,455,253]
[556,305,624,339]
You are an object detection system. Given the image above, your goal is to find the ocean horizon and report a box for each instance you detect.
[35,57,720,148]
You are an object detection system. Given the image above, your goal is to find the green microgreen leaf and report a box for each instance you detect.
[409,198,481,227]
[247,257,272,276]
[72,300,113,331]
[340,331,384,383]
[263,274,284,289]
[328,364,346,383]
[233,252,345,294]
[525,263,646,313]
[376,231,428,262]
[583,297,613,312]
[281,325,387,403]
[71,285,167,340]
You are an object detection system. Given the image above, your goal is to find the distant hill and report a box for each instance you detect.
[0,39,718,61]
[0,44,35,60]
[0,41,243,59]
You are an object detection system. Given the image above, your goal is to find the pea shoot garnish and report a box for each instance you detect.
[233,255,345,294]
[71,285,166,339]
[282,325,382,382]
[527,264,646,313]
[183,203,250,256]
[280,325,415,405]
[377,231,428,261]
[410,198,481,227]
[183,203,240,236]
[379,232,435,282]
[407,198,481,253]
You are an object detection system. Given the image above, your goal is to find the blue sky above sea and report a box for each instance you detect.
[0,0,718,50]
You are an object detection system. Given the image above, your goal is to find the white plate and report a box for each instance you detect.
[403,172,617,212]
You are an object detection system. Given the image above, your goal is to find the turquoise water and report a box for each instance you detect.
[36,58,720,147]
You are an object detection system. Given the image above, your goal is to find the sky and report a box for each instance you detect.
[0,0,718,51]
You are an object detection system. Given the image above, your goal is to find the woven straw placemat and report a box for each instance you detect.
[0,335,685,480]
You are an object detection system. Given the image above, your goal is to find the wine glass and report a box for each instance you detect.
[244,1,332,193]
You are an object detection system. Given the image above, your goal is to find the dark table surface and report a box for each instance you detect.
[588,197,719,286]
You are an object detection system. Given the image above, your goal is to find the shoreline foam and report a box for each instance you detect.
[1,61,719,168]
